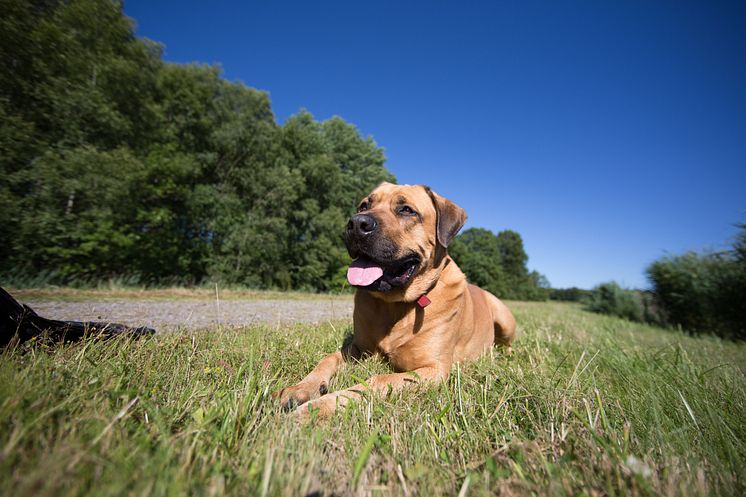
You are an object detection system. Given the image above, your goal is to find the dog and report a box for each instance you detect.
[274,182,516,418]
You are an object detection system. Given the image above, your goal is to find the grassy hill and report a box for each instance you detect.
[1,298,743,496]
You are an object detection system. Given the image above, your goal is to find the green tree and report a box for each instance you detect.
[0,0,495,294]
[495,230,528,280]
[450,228,549,300]
[549,287,590,302]
[1,0,162,280]
[449,228,509,297]
[10,146,145,278]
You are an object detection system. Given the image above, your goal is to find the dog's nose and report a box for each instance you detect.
[347,214,378,237]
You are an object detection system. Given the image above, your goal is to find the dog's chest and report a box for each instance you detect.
[379,326,439,371]
[357,309,434,371]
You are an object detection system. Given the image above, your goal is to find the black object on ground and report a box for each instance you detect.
[0,287,155,347]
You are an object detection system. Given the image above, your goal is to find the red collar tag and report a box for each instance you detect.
[416,294,431,308]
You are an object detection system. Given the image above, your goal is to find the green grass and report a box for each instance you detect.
[1,300,744,496]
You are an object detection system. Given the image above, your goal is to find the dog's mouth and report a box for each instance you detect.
[346,255,420,292]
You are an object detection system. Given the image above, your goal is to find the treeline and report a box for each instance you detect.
[1,0,549,297]
[0,0,395,290]
[548,287,590,302]
[449,228,550,301]
[585,224,746,340]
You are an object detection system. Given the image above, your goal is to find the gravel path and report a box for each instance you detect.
[26,298,354,332]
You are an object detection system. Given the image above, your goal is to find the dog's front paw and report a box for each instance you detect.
[272,382,322,412]
[290,390,358,421]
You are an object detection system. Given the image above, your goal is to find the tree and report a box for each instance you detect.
[449,228,549,300]
[10,146,145,279]
[0,0,548,296]
[449,228,509,297]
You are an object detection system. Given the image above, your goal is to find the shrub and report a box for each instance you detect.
[584,282,643,322]
[647,251,746,340]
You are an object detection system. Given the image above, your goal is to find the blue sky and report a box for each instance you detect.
[125,0,746,289]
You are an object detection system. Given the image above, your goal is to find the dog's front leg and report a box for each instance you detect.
[293,365,447,420]
[273,344,361,411]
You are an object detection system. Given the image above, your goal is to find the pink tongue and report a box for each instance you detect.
[347,259,384,286]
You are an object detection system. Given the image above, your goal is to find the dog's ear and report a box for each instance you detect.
[424,186,467,248]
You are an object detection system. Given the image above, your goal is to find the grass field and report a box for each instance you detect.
[1,296,744,496]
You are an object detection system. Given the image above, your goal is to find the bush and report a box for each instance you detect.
[586,224,746,340]
[647,251,746,340]
[584,282,643,322]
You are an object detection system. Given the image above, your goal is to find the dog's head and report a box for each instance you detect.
[344,182,467,302]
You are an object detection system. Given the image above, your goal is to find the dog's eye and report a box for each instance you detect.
[398,205,416,216]
[357,202,369,212]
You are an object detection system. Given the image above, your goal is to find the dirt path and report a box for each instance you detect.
[26,298,354,332]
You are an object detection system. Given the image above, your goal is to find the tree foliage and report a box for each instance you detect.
[549,287,590,302]
[0,0,394,289]
[1,0,550,293]
[449,228,549,301]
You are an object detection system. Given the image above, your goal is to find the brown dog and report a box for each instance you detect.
[274,182,515,418]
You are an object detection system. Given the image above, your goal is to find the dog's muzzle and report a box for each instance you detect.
[344,213,419,291]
